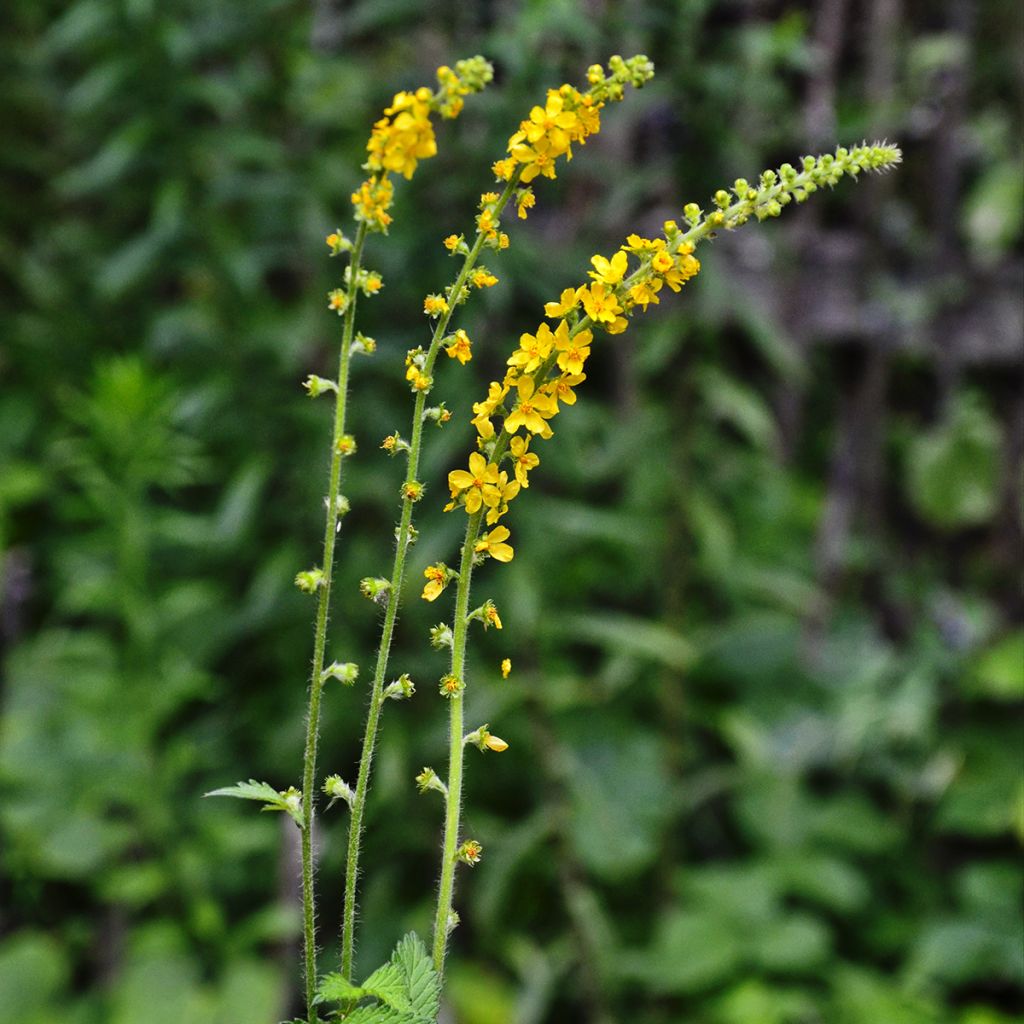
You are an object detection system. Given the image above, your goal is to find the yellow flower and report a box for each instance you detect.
[509,435,539,487]
[577,282,623,324]
[662,251,701,292]
[422,564,448,602]
[552,372,586,408]
[628,277,662,310]
[544,287,580,319]
[651,251,674,274]
[508,134,560,183]
[623,233,665,255]
[423,293,449,317]
[484,471,521,524]
[504,376,558,435]
[472,268,498,288]
[328,289,348,314]
[351,176,394,232]
[554,321,592,374]
[498,232,510,249]
[501,658,511,679]
[588,250,628,286]
[484,603,503,629]
[484,733,509,752]
[523,90,578,152]
[365,88,437,180]
[480,191,499,205]
[326,232,340,249]
[448,452,500,514]
[508,323,555,374]
[475,525,514,562]
[492,157,516,180]
[516,189,535,219]
[445,329,473,365]
[443,234,460,251]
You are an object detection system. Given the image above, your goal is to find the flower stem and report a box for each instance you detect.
[431,508,482,975]
[339,173,521,980]
[300,221,367,1021]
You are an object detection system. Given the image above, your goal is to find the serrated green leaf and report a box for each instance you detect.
[392,933,440,1021]
[337,1007,406,1024]
[360,962,410,1012]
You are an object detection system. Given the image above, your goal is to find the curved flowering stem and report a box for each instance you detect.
[428,141,902,978]
[338,54,657,981]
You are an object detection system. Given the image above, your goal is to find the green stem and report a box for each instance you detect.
[339,171,522,980]
[300,221,367,1021]
[430,509,482,974]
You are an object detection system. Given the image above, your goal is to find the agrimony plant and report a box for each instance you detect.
[207,51,900,1024]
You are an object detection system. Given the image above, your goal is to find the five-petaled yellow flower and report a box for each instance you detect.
[448,453,500,513]
[554,321,592,374]
[504,377,557,435]
[445,329,473,365]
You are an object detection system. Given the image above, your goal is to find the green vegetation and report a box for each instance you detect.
[1,2,1021,1022]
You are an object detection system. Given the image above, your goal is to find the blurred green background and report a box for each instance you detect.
[2,1,1022,1022]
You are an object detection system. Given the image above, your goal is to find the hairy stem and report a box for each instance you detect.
[340,172,521,980]
[430,508,481,974]
[301,221,367,1020]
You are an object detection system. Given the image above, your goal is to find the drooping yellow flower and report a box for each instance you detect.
[445,329,473,365]
[551,372,586,409]
[554,321,592,374]
[448,452,500,513]
[472,268,498,288]
[504,376,558,435]
[475,525,514,562]
[516,189,535,219]
[501,658,511,679]
[422,564,448,602]
[509,435,539,487]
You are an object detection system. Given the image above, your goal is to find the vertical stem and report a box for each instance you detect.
[339,172,521,979]
[300,222,367,1020]
[431,509,482,975]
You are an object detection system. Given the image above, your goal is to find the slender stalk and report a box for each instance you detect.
[339,172,522,979]
[300,221,367,1021]
[430,509,481,973]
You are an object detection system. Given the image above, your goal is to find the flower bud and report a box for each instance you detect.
[384,673,415,701]
[359,577,391,604]
[415,766,447,797]
[303,374,338,397]
[321,661,359,685]
[323,774,354,809]
[430,623,454,649]
[294,567,325,593]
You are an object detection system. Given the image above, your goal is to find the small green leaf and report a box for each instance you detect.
[204,779,304,828]
[316,972,366,1003]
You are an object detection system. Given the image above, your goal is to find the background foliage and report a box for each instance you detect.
[1,1,1021,1022]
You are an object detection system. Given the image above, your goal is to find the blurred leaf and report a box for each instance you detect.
[968,630,1024,701]
[905,393,1001,530]
[560,716,673,881]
